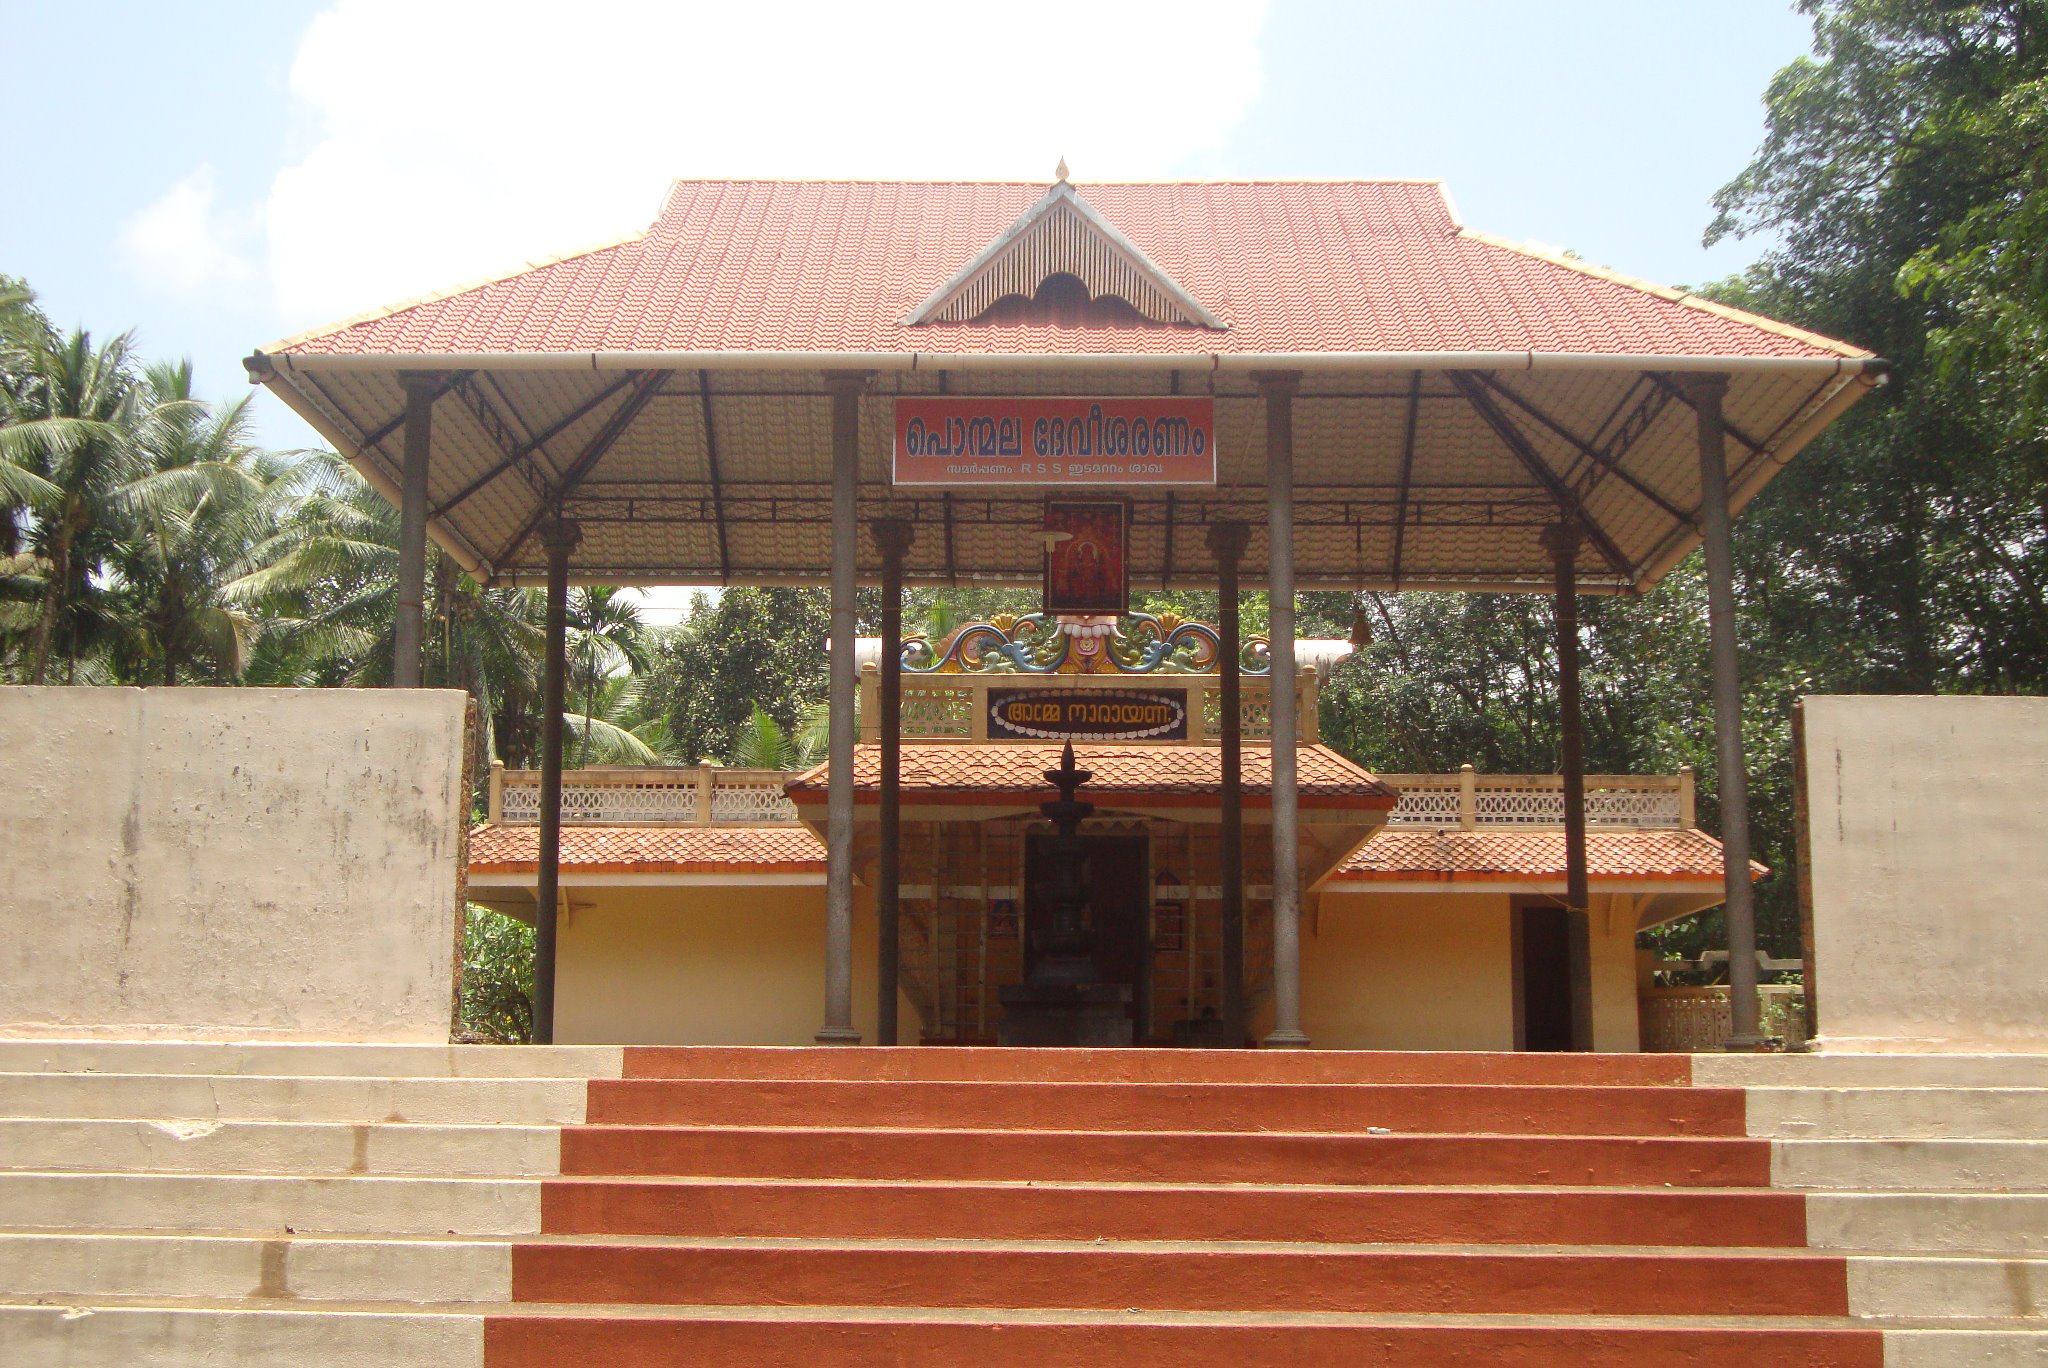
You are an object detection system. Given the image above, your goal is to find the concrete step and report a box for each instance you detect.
[2,1302,485,1368]
[561,1124,1772,1187]
[585,1078,1748,1136]
[1808,1193,2048,1255]
[0,1230,511,1304]
[0,1172,541,1236]
[1697,1054,2048,1090]
[1848,1255,2048,1320]
[14,1300,2048,1368]
[542,1177,1812,1247]
[624,1046,1691,1087]
[1776,1138,2048,1191]
[0,1118,560,1177]
[509,1238,1851,1316]
[1748,1088,2048,1140]
[483,1305,1894,1367]
[0,1040,622,1079]
[0,1072,588,1124]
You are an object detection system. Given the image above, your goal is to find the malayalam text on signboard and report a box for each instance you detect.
[987,687,1189,742]
[893,397,1216,487]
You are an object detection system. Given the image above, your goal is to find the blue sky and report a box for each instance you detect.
[4,1,1815,613]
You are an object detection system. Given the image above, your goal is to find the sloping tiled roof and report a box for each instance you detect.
[1332,828,1765,884]
[275,180,1865,361]
[784,743,1396,811]
[469,823,823,874]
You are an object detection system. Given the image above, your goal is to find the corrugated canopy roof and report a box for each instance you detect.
[249,179,1884,592]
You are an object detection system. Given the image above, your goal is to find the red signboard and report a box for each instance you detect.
[892,397,1216,487]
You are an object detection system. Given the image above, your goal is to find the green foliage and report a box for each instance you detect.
[641,587,834,763]
[457,905,534,1044]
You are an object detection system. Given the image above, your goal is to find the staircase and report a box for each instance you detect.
[2,1042,2045,1365]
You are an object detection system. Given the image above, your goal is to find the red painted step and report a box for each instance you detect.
[486,1316,1883,1368]
[560,1124,1773,1187]
[623,1046,1693,1087]
[511,1242,1850,1317]
[583,1078,1746,1135]
[541,1179,1809,1248]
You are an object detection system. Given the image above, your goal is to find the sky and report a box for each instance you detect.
[3,0,1816,620]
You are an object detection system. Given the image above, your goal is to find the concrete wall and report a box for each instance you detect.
[554,886,917,1046]
[0,688,469,1042]
[1803,695,2048,1051]
[1303,890,1641,1051]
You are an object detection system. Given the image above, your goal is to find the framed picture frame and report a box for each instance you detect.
[1043,499,1129,616]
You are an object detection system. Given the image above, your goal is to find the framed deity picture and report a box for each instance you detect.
[1043,499,1129,616]
[988,899,1019,940]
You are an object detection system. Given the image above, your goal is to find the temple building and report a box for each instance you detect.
[466,611,1747,1051]
[251,173,1877,1051]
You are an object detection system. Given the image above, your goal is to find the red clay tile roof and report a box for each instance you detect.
[1332,829,1765,884]
[276,181,1865,361]
[469,823,823,874]
[783,743,1395,811]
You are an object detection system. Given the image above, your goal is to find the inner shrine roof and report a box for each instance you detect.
[783,743,1396,811]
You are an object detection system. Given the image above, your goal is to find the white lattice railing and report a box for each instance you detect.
[491,764,799,825]
[1379,766,1695,830]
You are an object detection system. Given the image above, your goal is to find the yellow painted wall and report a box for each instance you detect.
[551,881,1644,1051]
[1304,890,1642,1051]
[553,885,918,1046]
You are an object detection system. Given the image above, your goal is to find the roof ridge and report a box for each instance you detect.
[1455,228,1873,360]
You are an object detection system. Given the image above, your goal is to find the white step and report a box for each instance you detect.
[0,1040,622,1079]
[0,1118,560,1177]
[0,1072,587,1124]
[1697,1053,2048,1090]
[1849,1255,2048,1320]
[1884,1327,2048,1365]
[1748,1087,2048,1139]
[1776,1139,2048,1192]
[1810,1193,2048,1254]
[0,1231,510,1303]
[0,1302,484,1368]
[0,1172,541,1236]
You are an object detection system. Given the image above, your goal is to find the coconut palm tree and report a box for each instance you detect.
[565,585,649,764]
[102,362,290,684]
[228,452,548,777]
[0,321,143,683]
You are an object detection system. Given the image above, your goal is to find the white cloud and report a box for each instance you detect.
[118,165,259,296]
[259,0,1270,326]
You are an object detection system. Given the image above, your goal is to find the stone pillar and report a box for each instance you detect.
[1255,371,1308,1048]
[533,516,580,1046]
[818,371,869,1044]
[393,372,439,688]
[873,518,915,1047]
[1679,372,1765,1049]
[1207,521,1251,1047]
[1542,521,1596,1051]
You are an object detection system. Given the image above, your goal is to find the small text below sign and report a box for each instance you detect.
[988,687,1189,742]
[893,397,1216,487]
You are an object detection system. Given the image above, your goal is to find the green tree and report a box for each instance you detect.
[643,587,835,763]
[565,586,649,765]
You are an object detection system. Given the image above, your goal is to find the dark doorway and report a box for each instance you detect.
[1025,833,1149,1033]
[1515,902,1573,1052]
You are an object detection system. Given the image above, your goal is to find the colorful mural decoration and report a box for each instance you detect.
[903,612,1272,677]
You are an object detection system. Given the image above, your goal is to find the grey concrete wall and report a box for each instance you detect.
[1,688,468,1041]
[1803,695,2048,1051]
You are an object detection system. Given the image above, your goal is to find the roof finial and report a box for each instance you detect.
[1054,156,1069,184]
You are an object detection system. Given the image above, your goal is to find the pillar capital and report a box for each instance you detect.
[871,518,916,564]
[1205,520,1251,562]
[540,517,582,555]
[1670,370,1731,403]
[397,369,446,395]
[822,369,875,395]
[1251,369,1304,396]
[1539,520,1583,563]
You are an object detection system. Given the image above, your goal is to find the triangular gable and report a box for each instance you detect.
[903,181,1226,329]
